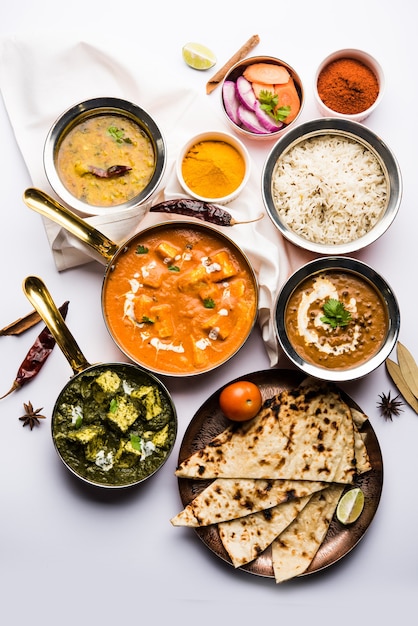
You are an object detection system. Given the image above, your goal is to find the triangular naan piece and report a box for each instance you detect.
[218,493,315,568]
[175,382,356,484]
[171,478,327,527]
[271,483,344,583]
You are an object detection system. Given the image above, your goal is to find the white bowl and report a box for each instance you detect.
[314,49,385,122]
[176,130,250,205]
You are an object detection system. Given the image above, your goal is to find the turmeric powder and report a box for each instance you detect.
[181,140,246,199]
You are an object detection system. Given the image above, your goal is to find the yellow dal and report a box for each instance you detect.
[56,114,155,207]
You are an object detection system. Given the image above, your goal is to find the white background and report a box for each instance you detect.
[0,2,416,625]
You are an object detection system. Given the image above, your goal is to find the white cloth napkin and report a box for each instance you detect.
[0,32,294,365]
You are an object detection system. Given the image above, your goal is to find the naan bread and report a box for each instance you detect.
[271,483,345,583]
[175,382,356,484]
[171,478,327,527]
[218,494,315,567]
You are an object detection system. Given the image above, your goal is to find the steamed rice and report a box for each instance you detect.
[271,134,387,244]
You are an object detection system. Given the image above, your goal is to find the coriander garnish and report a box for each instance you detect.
[258,90,291,122]
[320,299,352,328]
[108,126,133,144]
[203,298,216,309]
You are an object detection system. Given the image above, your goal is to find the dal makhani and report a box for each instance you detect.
[284,270,388,370]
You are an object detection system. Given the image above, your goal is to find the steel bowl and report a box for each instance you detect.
[220,55,304,141]
[274,256,400,382]
[44,97,167,217]
[262,117,402,255]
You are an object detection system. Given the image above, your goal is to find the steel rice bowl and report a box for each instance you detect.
[44,97,167,217]
[274,256,400,382]
[262,118,402,254]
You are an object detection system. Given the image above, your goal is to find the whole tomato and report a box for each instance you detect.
[219,380,262,422]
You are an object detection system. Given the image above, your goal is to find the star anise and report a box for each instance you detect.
[377,391,404,421]
[19,401,46,430]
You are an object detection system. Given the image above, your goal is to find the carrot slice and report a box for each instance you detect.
[274,77,300,124]
[243,62,290,85]
[251,81,275,99]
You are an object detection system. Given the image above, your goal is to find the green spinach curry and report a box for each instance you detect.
[52,364,176,487]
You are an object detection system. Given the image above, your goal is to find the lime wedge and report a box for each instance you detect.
[336,487,365,525]
[182,42,216,70]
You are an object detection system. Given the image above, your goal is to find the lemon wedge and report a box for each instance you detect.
[182,42,216,70]
[336,487,365,525]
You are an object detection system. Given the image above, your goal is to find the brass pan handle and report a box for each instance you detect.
[23,188,119,264]
[23,275,91,375]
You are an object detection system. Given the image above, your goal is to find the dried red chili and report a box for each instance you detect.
[149,198,263,226]
[317,58,379,115]
[0,301,69,399]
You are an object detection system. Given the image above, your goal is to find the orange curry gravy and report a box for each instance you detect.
[285,270,388,370]
[102,224,257,375]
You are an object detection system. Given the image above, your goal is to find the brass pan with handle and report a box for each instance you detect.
[23,275,177,488]
[23,188,259,377]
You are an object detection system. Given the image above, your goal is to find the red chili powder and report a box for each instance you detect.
[317,57,379,115]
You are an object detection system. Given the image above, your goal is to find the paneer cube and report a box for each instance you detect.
[202,310,233,340]
[208,251,238,281]
[106,396,139,432]
[140,261,163,288]
[134,294,155,323]
[150,303,174,338]
[155,241,181,263]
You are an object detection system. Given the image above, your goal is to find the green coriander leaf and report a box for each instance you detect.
[141,316,155,324]
[203,298,216,309]
[109,398,119,413]
[130,434,142,451]
[108,126,132,144]
[258,90,291,122]
[168,265,180,272]
[136,245,149,254]
[320,299,352,328]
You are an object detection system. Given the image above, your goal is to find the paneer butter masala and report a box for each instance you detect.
[103,224,257,375]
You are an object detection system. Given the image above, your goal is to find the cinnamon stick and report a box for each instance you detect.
[206,34,260,95]
[0,310,41,336]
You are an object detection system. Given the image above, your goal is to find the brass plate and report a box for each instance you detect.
[177,369,383,578]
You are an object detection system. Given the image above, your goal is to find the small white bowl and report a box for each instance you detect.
[176,131,251,205]
[314,49,385,122]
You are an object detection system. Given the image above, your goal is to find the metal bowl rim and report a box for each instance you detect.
[43,96,167,217]
[262,117,402,254]
[274,255,400,382]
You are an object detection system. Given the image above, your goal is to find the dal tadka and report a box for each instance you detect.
[56,114,155,207]
[172,378,372,582]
